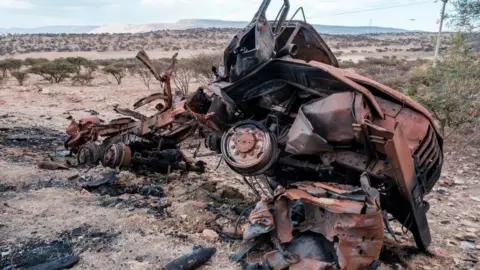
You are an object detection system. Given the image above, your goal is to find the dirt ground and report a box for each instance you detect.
[1,74,479,270]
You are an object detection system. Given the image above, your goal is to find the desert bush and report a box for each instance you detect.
[65,57,90,74]
[83,61,98,76]
[136,66,153,90]
[406,50,480,136]
[11,71,29,86]
[173,64,193,95]
[0,59,23,77]
[71,73,94,86]
[103,64,125,85]
[94,59,115,67]
[24,58,49,67]
[29,59,76,83]
[187,52,223,85]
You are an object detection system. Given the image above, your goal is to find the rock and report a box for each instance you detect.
[466,227,478,233]
[41,87,51,94]
[191,201,206,208]
[440,220,450,225]
[460,241,476,250]
[455,232,477,242]
[392,263,404,270]
[437,187,450,196]
[202,229,219,242]
[469,196,480,202]
[453,178,465,185]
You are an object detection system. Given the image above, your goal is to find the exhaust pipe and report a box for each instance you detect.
[276,44,298,58]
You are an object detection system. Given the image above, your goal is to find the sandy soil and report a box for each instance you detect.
[1,74,479,270]
[1,49,220,61]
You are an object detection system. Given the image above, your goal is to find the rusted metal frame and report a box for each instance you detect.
[383,123,431,249]
[114,107,147,121]
[136,50,177,114]
[136,50,162,81]
[343,71,442,137]
[424,138,440,171]
[418,129,436,166]
[289,7,306,22]
[288,59,384,118]
[415,126,433,158]
[321,151,388,179]
[133,93,169,110]
[285,22,301,50]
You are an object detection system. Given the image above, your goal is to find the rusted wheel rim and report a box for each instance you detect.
[221,121,277,175]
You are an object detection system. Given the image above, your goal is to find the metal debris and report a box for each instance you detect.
[37,161,70,170]
[241,178,383,269]
[190,0,444,252]
[163,246,216,270]
[64,51,205,175]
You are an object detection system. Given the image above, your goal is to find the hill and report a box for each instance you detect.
[1,19,415,35]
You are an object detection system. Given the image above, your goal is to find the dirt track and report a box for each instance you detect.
[1,75,479,269]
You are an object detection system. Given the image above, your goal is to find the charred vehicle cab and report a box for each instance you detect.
[187,0,443,251]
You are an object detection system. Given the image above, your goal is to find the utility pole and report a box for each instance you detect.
[434,0,448,59]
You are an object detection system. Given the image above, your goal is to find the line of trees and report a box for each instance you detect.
[0,52,222,91]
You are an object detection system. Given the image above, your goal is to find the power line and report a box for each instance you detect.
[307,0,432,19]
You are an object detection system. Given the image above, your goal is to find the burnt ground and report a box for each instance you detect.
[0,127,480,269]
[1,124,479,270]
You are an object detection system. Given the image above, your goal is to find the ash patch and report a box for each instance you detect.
[0,176,82,194]
[0,126,66,152]
[79,168,167,216]
[81,170,165,198]
[0,226,119,270]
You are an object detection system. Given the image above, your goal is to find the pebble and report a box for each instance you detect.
[461,241,476,250]
[202,229,219,242]
[455,232,477,242]
[437,188,450,196]
[469,196,480,202]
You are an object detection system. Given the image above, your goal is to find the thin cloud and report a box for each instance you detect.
[0,0,34,9]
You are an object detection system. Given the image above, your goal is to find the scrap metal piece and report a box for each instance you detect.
[103,143,131,169]
[242,181,383,270]
[77,142,104,167]
[243,199,275,241]
[37,161,70,170]
[163,246,216,270]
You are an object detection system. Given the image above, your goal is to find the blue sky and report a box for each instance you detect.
[0,0,454,31]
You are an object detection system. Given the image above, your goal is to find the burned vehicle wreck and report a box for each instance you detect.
[64,51,204,174]
[187,0,444,267]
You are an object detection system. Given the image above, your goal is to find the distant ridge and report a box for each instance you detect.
[1,19,418,35]
[0,25,98,34]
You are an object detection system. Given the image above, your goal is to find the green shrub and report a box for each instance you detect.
[29,59,76,83]
[406,50,480,135]
[11,71,29,86]
[24,58,49,67]
[0,59,23,77]
[103,64,125,85]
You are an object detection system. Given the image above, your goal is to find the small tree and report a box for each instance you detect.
[0,59,23,77]
[103,64,125,85]
[11,71,29,86]
[188,52,223,85]
[24,58,49,67]
[29,59,76,84]
[136,66,153,90]
[65,57,89,74]
[406,49,480,136]
[173,65,193,95]
[450,0,480,31]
